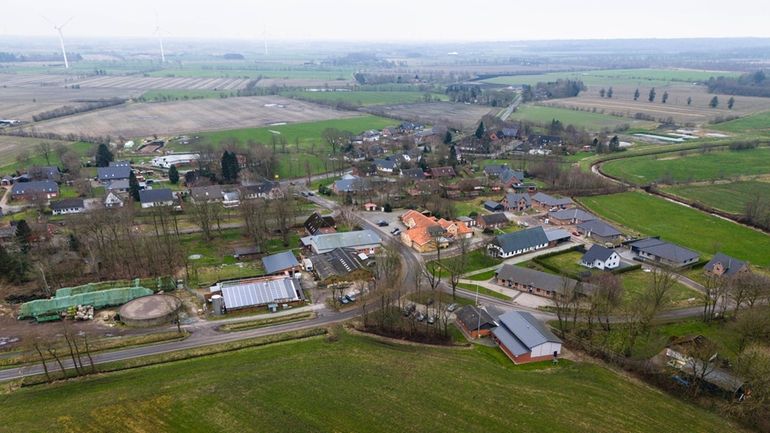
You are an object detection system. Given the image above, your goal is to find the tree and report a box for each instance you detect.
[448,145,458,167]
[661,91,669,104]
[443,130,452,145]
[221,151,240,182]
[641,266,676,328]
[709,96,719,108]
[648,88,656,102]
[15,149,30,166]
[681,337,720,397]
[15,219,32,254]
[606,87,613,98]
[168,164,179,184]
[38,142,52,166]
[608,135,620,152]
[599,88,606,98]
[728,96,735,109]
[474,121,485,139]
[128,170,140,202]
[634,88,640,101]
[687,96,692,106]
[95,143,113,167]
[589,273,622,332]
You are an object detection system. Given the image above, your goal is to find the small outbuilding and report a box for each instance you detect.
[492,311,562,364]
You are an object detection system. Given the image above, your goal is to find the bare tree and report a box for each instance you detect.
[702,274,728,322]
[190,200,216,241]
[38,142,52,166]
[641,266,676,329]
[552,277,580,338]
[589,272,623,332]
[240,198,270,252]
[682,338,720,397]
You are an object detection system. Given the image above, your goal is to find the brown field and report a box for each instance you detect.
[21,96,363,137]
[0,86,140,121]
[254,77,358,88]
[71,75,252,90]
[546,84,770,125]
[366,102,493,129]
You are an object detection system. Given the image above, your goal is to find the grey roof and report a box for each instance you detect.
[505,192,531,206]
[479,213,509,225]
[334,176,370,193]
[374,158,396,170]
[217,277,301,309]
[234,246,261,257]
[309,248,367,281]
[581,245,617,263]
[301,230,382,254]
[97,166,131,181]
[483,164,507,176]
[10,180,58,195]
[106,179,130,191]
[544,228,572,242]
[549,208,596,222]
[262,251,300,274]
[484,200,503,210]
[499,168,525,185]
[190,185,224,201]
[492,227,549,254]
[304,212,336,235]
[401,168,426,179]
[576,219,622,238]
[704,252,747,277]
[629,238,699,264]
[29,166,60,180]
[532,192,573,207]
[139,188,174,204]
[496,264,595,295]
[50,198,84,211]
[493,311,562,356]
[455,306,497,331]
[501,127,519,137]
[240,179,280,196]
[109,161,131,167]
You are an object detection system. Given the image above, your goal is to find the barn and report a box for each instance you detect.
[492,311,562,364]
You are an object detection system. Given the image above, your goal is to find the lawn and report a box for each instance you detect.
[0,331,745,433]
[537,250,587,276]
[508,104,637,130]
[457,282,513,301]
[577,192,770,268]
[620,269,700,307]
[663,181,770,214]
[601,147,770,184]
[464,269,498,281]
[285,90,447,106]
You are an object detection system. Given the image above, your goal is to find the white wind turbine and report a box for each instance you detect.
[43,16,73,69]
[154,12,166,63]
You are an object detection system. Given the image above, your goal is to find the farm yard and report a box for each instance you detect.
[18,96,364,138]
[600,146,770,184]
[577,192,770,268]
[365,102,493,129]
[663,181,770,214]
[0,331,744,433]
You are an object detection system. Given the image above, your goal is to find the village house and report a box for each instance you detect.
[374,158,397,174]
[262,251,302,276]
[399,210,473,253]
[497,168,525,189]
[628,238,699,268]
[106,179,130,193]
[400,168,426,180]
[576,219,624,245]
[531,192,574,210]
[495,264,596,298]
[429,166,455,179]
[548,208,597,225]
[239,179,282,200]
[189,185,224,203]
[483,164,508,178]
[492,311,563,364]
[97,165,131,184]
[501,192,531,212]
[301,230,382,255]
[704,253,749,278]
[29,166,61,182]
[580,245,621,270]
[139,188,175,208]
[455,306,497,338]
[10,180,59,200]
[222,191,240,208]
[304,212,337,235]
[50,198,85,216]
[476,213,510,230]
[332,175,371,194]
[487,227,549,258]
[104,191,124,208]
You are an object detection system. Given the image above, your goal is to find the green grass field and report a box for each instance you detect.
[601,147,770,184]
[620,270,700,306]
[712,110,770,134]
[286,90,447,106]
[536,250,587,275]
[508,105,642,130]
[663,181,770,214]
[482,68,739,87]
[578,192,770,268]
[0,331,744,433]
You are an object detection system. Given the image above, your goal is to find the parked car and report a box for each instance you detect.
[446,303,459,312]
[377,220,389,227]
[307,192,314,196]
[339,296,350,305]
[391,228,401,236]
[403,303,416,316]
[415,312,426,322]
[345,294,356,302]
[427,315,436,325]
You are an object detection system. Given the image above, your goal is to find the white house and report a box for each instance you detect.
[139,189,175,208]
[104,192,124,208]
[580,245,620,270]
[151,154,200,169]
[51,198,85,216]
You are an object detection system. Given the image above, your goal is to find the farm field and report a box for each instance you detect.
[0,85,139,121]
[145,66,355,80]
[712,110,770,135]
[21,96,363,138]
[139,89,230,101]
[577,192,770,268]
[365,102,493,129]
[0,138,91,172]
[285,90,448,106]
[0,331,744,433]
[601,147,770,184]
[481,68,740,87]
[663,181,770,214]
[71,75,251,91]
[507,104,653,130]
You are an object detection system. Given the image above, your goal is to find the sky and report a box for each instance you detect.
[2,0,769,42]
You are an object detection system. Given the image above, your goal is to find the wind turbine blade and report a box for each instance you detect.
[41,15,54,27]
[61,16,74,29]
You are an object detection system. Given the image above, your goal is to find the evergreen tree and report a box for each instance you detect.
[648,88,656,102]
[687,96,692,106]
[449,145,458,167]
[15,220,32,254]
[443,130,452,145]
[661,91,669,104]
[599,88,606,98]
[606,87,613,98]
[95,143,114,167]
[221,151,240,182]
[474,121,485,139]
[710,96,719,108]
[634,88,640,101]
[728,97,735,109]
[128,170,140,202]
[168,164,179,184]
[609,135,620,152]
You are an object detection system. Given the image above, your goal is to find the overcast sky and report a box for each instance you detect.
[2,0,768,41]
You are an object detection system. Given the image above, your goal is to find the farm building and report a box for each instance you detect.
[487,227,549,259]
[210,276,304,311]
[301,230,382,255]
[308,248,371,286]
[476,213,509,230]
[580,245,620,270]
[233,246,261,261]
[544,229,572,246]
[548,209,597,225]
[304,212,337,235]
[455,306,497,338]
[628,238,699,268]
[704,253,749,278]
[97,166,131,183]
[502,192,531,212]
[139,189,175,208]
[10,180,59,200]
[483,201,504,212]
[531,192,573,210]
[240,179,282,200]
[189,185,224,203]
[495,264,595,298]
[576,220,624,245]
[262,251,302,276]
[151,154,200,169]
[50,198,85,216]
[492,311,562,364]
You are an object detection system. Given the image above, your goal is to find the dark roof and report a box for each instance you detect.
[97,166,131,181]
[240,179,280,196]
[704,252,747,277]
[496,264,595,295]
[501,127,519,137]
[139,188,174,204]
[107,179,130,191]
[492,311,561,356]
[505,192,531,205]
[499,168,525,185]
[492,227,549,254]
[374,159,396,170]
[483,164,507,177]
[304,212,336,235]
[581,245,617,263]
[455,306,497,331]
[479,213,509,225]
[430,166,455,177]
[233,246,261,257]
[576,220,622,238]
[29,166,60,180]
[109,161,131,167]
[549,208,596,222]
[484,200,503,211]
[190,185,224,201]
[262,251,300,274]
[401,168,426,179]
[334,176,370,193]
[50,198,84,211]
[532,192,573,207]
[10,180,58,195]
[629,238,699,264]
[309,248,367,281]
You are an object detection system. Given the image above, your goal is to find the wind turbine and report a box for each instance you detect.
[154,11,166,63]
[263,24,268,56]
[43,16,73,69]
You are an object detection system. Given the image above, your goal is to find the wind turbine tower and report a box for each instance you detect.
[44,16,73,69]
[155,12,166,63]
[263,25,268,56]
